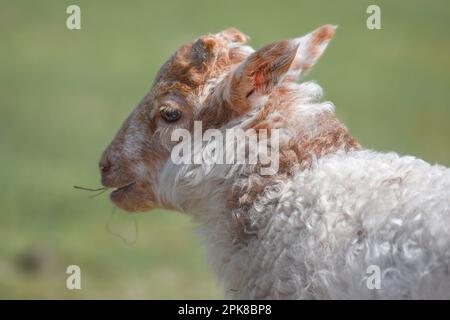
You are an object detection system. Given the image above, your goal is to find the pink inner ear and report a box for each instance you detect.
[250,61,270,93]
[246,40,299,93]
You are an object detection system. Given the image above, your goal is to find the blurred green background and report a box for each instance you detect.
[1,0,449,299]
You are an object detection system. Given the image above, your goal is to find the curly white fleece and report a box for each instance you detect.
[159,148,450,299]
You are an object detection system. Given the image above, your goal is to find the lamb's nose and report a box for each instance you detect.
[99,158,112,175]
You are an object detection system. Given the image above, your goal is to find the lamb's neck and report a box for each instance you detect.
[158,87,361,248]
[158,110,360,231]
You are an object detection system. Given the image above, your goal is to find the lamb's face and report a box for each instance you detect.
[99,29,251,212]
[100,25,336,212]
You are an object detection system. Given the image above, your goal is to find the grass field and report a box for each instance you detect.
[1,0,449,299]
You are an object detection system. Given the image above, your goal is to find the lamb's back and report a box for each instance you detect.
[244,150,450,299]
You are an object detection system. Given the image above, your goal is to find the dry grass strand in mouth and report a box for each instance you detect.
[73,185,107,191]
[73,185,110,198]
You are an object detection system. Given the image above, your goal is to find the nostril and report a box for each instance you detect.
[99,160,111,174]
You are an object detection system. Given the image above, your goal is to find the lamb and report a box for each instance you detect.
[99,25,450,299]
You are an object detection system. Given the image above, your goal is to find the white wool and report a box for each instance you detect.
[159,148,450,299]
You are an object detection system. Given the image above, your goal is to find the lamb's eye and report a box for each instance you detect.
[160,106,182,122]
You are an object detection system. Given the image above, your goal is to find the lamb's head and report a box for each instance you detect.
[99,25,337,212]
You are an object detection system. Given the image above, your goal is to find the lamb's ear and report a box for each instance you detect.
[190,29,249,69]
[289,24,337,78]
[190,36,221,67]
[227,25,336,114]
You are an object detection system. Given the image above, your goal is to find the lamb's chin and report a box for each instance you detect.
[110,185,155,213]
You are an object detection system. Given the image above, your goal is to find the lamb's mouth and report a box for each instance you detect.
[110,182,135,199]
